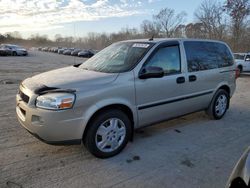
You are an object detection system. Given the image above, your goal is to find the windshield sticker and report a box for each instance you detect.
[132,43,150,48]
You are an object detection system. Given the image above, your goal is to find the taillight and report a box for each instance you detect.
[235,68,240,79]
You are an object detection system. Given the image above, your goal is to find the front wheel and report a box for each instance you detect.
[206,89,229,120]
[84,109,132,158]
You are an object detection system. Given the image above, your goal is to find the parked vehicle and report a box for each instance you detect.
[16,39,236,158]
[0,45,12,56]
[226,147,250,188]
[78,50,94,58]
[42,47,49,52]
[63,48,74,55]
[1,44,28,56]
[71,49,82,56]
[234,53,250,72]
[58,48,67,54]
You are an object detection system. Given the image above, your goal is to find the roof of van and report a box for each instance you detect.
[122,38,227,44]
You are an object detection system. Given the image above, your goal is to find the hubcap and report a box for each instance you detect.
[215,94,227,116]
[95,118,126,153]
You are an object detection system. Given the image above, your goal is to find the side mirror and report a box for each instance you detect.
[139,66,164,79]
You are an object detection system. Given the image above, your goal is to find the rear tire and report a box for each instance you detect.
[84,109,132,158]
[206,89,229,120]
[238,65,243,73]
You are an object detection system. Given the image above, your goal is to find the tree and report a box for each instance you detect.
[224,0,250,49]
[140,20,161,37]
[185,23,206,38]
[153,8,187,37]
[54,34,63,43]
[195,0,227,40]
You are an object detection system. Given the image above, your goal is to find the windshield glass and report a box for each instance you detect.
[80,42,154,73]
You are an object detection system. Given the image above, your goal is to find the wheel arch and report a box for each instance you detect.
[237,64,243,71]
[218,85,230,96]
[82,103,135,142]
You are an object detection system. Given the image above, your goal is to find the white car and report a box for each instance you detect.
[234,53,250,72]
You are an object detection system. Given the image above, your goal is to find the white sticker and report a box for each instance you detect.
[132,43,150,48]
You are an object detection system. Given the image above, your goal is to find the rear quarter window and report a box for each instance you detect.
[184,41,234,72]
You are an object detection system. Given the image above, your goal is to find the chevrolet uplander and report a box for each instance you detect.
[16,38,237,158]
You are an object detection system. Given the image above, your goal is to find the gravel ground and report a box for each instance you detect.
[0,51,250,188]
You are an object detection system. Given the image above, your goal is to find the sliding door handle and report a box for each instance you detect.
[189,75,197,82]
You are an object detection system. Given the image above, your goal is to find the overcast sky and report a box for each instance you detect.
[0,0,207,39]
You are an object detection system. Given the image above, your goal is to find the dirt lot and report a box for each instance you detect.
[0,51,250,188]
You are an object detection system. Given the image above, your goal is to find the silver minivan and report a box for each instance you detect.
[16,38,237,158]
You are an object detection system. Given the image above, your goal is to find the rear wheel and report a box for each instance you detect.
[238,65,243,73]
[84,109,132,158]
[206,89,229,120]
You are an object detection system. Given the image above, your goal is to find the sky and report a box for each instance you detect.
[0,0,206,39]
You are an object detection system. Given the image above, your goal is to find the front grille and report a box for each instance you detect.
[19,90,30,103]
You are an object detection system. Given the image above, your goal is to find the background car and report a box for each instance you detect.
[226,147,250,188]
[58,48,67,54]
[0,45,12,56]
[71,49,82,56]
[63,48,74,55]
[234,53,250,72]
[78,49,94,58]
[1,44,28,56]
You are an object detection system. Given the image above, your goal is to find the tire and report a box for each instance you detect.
[84,109,132,158]
[206,89,229,120]
[12,51,17,56]
[238,65,243,73]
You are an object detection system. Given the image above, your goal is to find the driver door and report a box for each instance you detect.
[135,42,188,127]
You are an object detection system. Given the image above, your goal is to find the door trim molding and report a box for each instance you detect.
[137,90,213,110]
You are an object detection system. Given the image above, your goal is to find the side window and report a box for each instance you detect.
[215,43,234,67]
[184,41,233,72]
[145,45,181,75]
[245,55,250,61]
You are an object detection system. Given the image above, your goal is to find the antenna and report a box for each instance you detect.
[149,35,154,41]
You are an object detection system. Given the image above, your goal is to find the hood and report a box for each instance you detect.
[22,66,118,92]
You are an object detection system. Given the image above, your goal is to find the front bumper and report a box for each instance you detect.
[16,86,85,144]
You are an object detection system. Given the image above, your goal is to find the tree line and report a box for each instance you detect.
[0,0,249,52]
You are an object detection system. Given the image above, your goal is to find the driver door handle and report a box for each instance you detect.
[176,76,185,84]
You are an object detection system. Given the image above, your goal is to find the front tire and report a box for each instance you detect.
[84,109,132,158]
[206,89,229,120]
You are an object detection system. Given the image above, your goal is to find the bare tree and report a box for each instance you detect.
[224,0,250,49]
[195,0,227,40]
[140,20,161,38]
[153,8,187,37]
[185,23,207,38]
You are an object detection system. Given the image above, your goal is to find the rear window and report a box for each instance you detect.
[184,41,234,72]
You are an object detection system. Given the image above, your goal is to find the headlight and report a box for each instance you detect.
[36,93,75,110]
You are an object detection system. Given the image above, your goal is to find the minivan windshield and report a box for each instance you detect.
[80,42,153,73]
